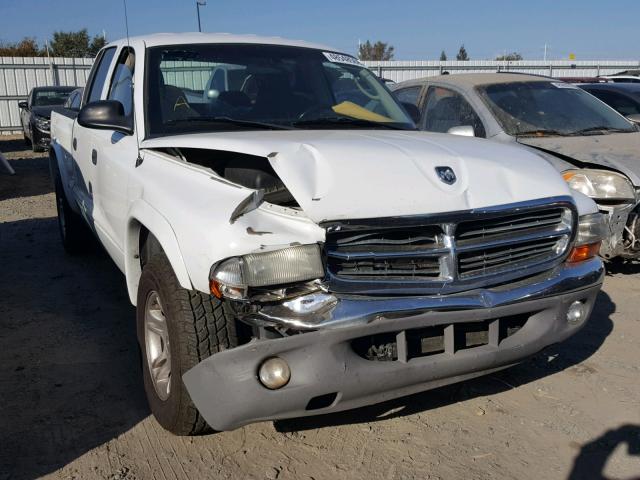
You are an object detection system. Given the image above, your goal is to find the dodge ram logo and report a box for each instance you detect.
[435,166,457,185]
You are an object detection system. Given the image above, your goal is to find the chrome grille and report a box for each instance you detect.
[323,199,575,295]
[325,226,443,280]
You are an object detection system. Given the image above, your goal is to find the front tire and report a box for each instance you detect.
[137,253,239,436]
[30,128,44,153]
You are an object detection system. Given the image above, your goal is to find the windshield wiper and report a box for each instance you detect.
[292,116,411,130]
[569,126,633,135]
[165,116,293,130]
[515,129,567,137]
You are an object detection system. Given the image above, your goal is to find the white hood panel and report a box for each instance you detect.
[142,130,572,223]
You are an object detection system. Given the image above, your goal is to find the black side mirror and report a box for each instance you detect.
[18,101,28,109]
[401,102,421,125]
[78,100,133,135]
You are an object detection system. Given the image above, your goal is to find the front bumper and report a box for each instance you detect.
[183,258,603,431]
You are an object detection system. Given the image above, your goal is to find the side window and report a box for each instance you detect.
[423,86,486,137]
[63,91,76,109]
[85,47,116,105]
[71,91,82,110]
[590,90,640,117]
[108,48,135,118]
[394,86,422,107]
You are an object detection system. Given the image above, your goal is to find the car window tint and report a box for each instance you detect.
[590,90,640,117]
[108,48,135,118]
[86,47,116,104]
[64,91,76,108]
[71,91,82,110]
[423,86,486,137]
[394,86,422,107]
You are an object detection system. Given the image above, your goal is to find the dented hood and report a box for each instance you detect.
[141,130,571,222]
[517,132,640,186]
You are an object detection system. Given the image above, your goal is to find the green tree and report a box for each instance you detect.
[50,29,90,57]
[456,44,469,61]
[358,40,395,61]
[89,35,107,56]
[440,50,447,61]
[496,52,523,61]
[0,37,42,57]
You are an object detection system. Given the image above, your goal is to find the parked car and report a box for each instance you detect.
[578,83,640,124]
[599,70,640,83]
[50,34,604,435]
[393,73,640,260]
[18,86,77,152]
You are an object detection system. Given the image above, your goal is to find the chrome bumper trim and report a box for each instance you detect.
[240,257,604,331]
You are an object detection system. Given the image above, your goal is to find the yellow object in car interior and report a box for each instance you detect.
[332,101,394,123]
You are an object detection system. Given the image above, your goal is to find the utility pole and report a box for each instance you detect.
[196,0,206,32]
[544,43,548,62]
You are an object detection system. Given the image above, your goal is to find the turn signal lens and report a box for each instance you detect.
[567,242,601,263]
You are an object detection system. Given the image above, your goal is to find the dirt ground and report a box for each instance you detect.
[0,136,639,480]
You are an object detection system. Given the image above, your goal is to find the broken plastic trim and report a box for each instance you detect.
[229,189,264,224]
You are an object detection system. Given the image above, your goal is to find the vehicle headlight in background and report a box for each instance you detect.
[563,169,635,202]
[210,244,324,299]
[34,115,50,132]
[567,213,607,263]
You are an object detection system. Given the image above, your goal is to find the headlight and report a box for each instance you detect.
[567,213,607,263]
[34,116,50,131]
[210,244,324,299]
[563,169,635,202]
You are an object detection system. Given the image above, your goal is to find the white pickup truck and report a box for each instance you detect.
[50,33,605,435]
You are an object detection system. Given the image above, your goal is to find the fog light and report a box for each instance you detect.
[258,357,291,390]
[567,301,587,325]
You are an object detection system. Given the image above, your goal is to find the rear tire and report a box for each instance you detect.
[137,252,239,436]
[54,172,94,254]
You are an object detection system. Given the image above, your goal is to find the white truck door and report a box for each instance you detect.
[72,47,117,230]
[90,47,138,267]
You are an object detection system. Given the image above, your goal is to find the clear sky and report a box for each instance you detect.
[1,0,638,60]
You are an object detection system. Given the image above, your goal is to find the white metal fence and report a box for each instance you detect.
[0,57,92,135]
[362,60,640,83]
[1,56,638,134]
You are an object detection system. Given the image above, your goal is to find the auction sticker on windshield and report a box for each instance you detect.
[551,82,579,89]
[323,52,364,66]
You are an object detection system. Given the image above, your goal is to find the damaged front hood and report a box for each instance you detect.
[517,132,640,186]
[141,130,571,222]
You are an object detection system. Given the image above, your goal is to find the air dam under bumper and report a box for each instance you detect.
[183,258,603,431]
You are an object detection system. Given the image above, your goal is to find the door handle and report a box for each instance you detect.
[91,149,98,165]
[73,138,77,150]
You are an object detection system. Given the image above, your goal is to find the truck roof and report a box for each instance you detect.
[105,32,337,53]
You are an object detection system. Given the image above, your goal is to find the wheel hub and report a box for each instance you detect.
[144,291,172,401]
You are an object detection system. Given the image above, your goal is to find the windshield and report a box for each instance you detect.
[145,44,414,136]
[477,81,635,136]
[33,90,72,107]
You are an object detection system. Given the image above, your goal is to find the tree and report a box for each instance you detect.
[439,50,447,61]
[456,45,469,61]
[496,52,523,61]
[89,35,107,56]
[0,37,42,57]
[358,40,395,61]
[50,29,91,57]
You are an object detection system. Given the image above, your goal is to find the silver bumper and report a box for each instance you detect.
[183,258,603,431]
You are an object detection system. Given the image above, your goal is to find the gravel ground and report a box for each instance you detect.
[1,136,639,480]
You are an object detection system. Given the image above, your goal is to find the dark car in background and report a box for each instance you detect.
[18,86,77,152]
[578,83,640,125]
